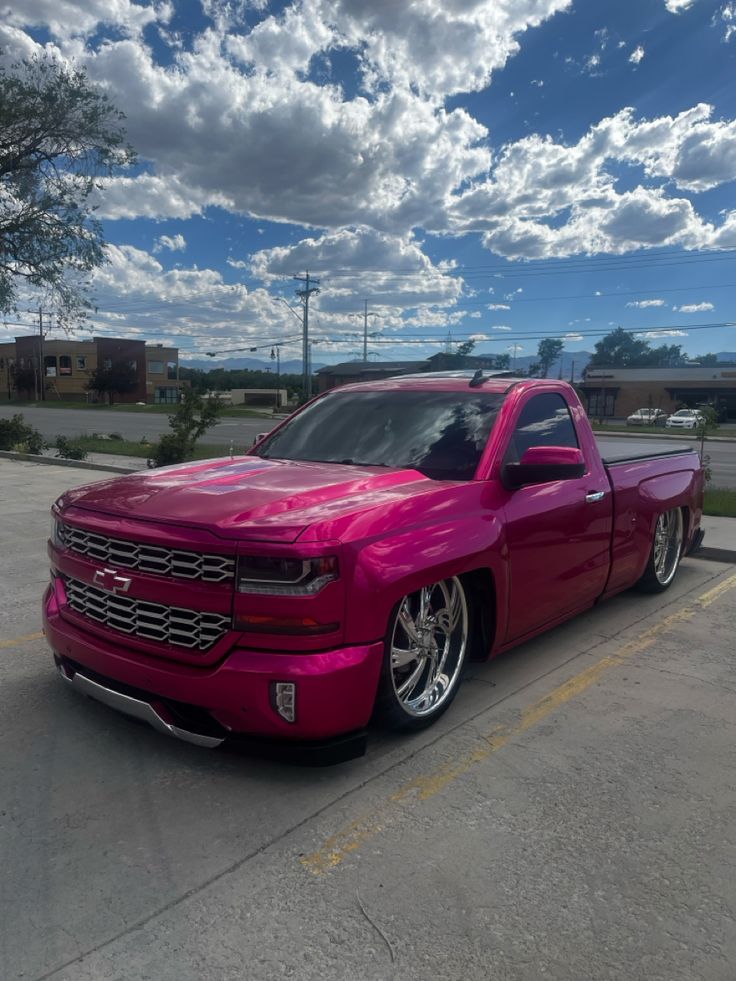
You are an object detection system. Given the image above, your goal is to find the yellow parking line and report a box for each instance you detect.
[301,574,736,876]
[0,630,44,650]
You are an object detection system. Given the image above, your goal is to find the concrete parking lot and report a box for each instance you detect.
[1,457,735,981]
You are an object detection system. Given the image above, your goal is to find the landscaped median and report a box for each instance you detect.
[704,488,736,518]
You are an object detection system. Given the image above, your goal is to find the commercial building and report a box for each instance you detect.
[580,365,736,421]
[0,335,183,404]
[315,355,503,392]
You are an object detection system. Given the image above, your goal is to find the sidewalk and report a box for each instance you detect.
[698,514,736,564]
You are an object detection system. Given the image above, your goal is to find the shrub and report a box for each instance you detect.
[0,413,46,453]
[55,436,88,460]
[148,390,223,467]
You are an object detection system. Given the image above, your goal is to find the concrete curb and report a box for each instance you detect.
[0,450,137,475]
[695,546,736,565]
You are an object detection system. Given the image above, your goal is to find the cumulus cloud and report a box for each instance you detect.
[249,227,463,311]
[4,0,171,39]
[488,303,511,310]
[665,0,696,12]
[629,45,645,63]
[153,234,186,253]
[626,299,666,307]
[673,301,715,311]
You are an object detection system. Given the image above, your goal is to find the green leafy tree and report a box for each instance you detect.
[149,390,224,467]
[537,338,564,378]
[588,327,688,368]
[86,360,138,404]
[0,53,135,322]
[493,352,511,370]
[691,353,719,365]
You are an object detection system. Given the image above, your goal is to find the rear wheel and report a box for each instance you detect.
[636,508,684,593]
[375,577,470,731]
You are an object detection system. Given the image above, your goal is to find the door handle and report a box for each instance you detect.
[585,490,606,503]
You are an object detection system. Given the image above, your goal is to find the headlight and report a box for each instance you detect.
[51,517,66,548]
[236,555,338,595]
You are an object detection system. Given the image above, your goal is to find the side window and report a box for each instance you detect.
[505,393,579,463]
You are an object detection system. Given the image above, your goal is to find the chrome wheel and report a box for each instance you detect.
[389,577,468,719]
[653,508,683,586]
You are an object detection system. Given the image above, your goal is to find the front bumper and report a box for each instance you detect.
[43,586,384,759]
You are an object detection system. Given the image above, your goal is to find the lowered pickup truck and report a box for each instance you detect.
[44,374,704,760]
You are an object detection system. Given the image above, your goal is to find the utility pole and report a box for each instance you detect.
[509,343,522,370]
[270,345,282,408]
[38,307,45,401]
[294,272,320,399]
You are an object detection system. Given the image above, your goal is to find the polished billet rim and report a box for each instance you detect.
[389,577,468,718]
[653,509,683,585]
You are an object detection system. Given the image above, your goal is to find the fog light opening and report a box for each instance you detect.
[270,681,297,724]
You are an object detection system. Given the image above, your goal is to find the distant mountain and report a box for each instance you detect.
[717,352,736,362]
[181,356,326,373]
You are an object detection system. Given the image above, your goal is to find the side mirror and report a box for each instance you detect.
[252,432,269,446]
[502,446,585,490]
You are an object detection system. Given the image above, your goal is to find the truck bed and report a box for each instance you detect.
[594,435,696,466]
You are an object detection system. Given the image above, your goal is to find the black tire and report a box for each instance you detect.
[636,508,684,593]
[373,576,471,732]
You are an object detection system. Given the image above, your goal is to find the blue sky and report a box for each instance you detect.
[2,0,736,366]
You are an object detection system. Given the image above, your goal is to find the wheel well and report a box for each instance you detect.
[460,568,496,660]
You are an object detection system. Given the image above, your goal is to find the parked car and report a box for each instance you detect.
[626,408,668,426]
[666,409,705,430]
[44,376,704,760]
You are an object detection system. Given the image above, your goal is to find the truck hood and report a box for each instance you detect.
[59,456,436,542]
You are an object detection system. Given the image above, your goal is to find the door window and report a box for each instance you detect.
[505,393,579,463]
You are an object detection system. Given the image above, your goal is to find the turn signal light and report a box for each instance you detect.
[233,614,338,635]
[270,682,296,723]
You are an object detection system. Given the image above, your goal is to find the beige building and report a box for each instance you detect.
[580,365,736,421]
[0,335,183,404]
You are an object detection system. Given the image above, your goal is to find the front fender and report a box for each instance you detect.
[343,511,507,648]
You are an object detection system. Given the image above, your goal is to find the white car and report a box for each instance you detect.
[626,408,668,426]
[665,409,704,430]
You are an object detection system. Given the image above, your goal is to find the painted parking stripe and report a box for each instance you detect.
[301,573,736,875]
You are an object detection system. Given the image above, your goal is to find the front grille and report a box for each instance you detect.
[59,524,235,584]
[63,575,230,652]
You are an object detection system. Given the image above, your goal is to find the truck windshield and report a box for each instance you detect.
[254,389,506,480]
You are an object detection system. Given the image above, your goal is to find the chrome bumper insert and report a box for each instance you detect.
[58,663,224,749]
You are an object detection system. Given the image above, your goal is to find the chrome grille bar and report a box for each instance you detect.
[59,524,235,583]
[63,575,230,652]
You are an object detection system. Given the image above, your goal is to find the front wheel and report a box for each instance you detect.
[374,577,470,731]
[636,508,684,593]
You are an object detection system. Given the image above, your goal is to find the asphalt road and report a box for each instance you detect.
[1,404,734,486]
[2,458,735,981]
[0,404,270,450]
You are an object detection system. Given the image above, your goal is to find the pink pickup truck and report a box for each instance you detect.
[44,374,704,761]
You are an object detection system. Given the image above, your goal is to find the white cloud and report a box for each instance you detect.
[626,298,666,308]
[673,301,715,312]
[564,332,584,341]
[491,325,513,331]
[249,227,463,311]
[637,329,689,337]
[2,0,170,39]
[665,0,696,12]
[629,45,645,64]
[153,233,186,253]
[488,303,511,310]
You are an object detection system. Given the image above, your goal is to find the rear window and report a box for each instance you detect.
[255,389,506,480]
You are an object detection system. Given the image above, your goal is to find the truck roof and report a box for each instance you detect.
[330,371,544,395]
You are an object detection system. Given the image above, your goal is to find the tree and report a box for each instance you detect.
[537,338,564,378]
[149,390,224,467]
[588,327,651,368]
[588,327,688,368]
[691,353,719,365]
[0,53,135,322]
[493,352,511,370]
[86,361,138,404]
[10,363,38,398]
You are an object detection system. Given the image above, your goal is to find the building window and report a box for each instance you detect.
[59,356,72,376]
[104,359,112,370]
[44,355,57,377]
[154,386,180,404]
[148,360,164,375]
[167,361,178,380]
[76,356,86,370]
[587,390,617,418]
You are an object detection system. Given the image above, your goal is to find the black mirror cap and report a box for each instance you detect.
[502,460,586,490]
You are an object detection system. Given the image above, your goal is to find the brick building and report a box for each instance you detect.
[579,365,736,421]
[0,335,183,404]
